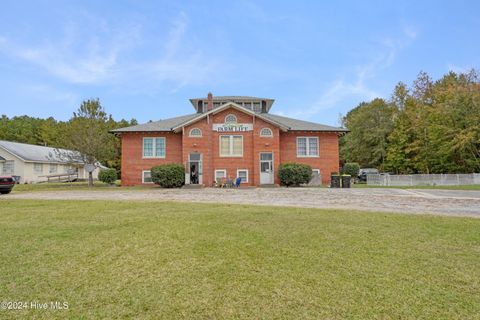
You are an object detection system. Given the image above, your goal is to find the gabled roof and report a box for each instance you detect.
[110,114,198,133]
[111,104,348,133]
[0,140,83,163]
[261,114,349,132]
[172,102,289,132]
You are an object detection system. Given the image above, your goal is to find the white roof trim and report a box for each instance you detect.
[0,145,27,162]
[172,102,289,132]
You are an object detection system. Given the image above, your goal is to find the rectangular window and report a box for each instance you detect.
[219,135,243,157]
[215,169,226,181]
[142,170,153,183]
[237,169,248,183]
[49,164,58,174]
[143,137,166,158]
[2,160,14,175]
[34,163,43,174]
[297,137,319,157]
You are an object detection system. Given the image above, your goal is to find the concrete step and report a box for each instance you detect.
[182,184,205,189]
[258,184,279,188]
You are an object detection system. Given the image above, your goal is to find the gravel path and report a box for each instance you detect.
[4,187,480,218]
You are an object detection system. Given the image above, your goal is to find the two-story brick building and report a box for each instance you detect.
[112,94,348,186]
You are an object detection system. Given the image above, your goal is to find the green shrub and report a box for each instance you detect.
[151,164,185,188]
[278,163,312,187]
[98,168,118,185]
[342,162,360,177]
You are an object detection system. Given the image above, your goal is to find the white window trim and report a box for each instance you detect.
[215,169,227,180]
[2,160,14,175]
[225,114,237,123]
[142,170,154,184]
[49,163,58,174]
[142,137,166,159]
[296,136,319,158]
[219,135,243,157]
[189,128,202,137]
[260,127,273,137]
[312,169,320,175]
[236,169,249,183]
[34,163,43,174]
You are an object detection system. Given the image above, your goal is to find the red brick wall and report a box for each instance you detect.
[279,131,340,184]
[120,132,183,186]
[119,107,341,186]
[251,117,281,185]
[210,108,255,186]
[183,117,213,186]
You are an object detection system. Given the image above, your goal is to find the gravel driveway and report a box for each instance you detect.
[5,187,480,218]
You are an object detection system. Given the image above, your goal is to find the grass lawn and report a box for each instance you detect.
[353,183,480,191]
[11,181,156,193]
[1,200,479,319]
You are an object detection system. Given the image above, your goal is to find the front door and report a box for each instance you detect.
[188,153,202,185]
[260,152,274,184]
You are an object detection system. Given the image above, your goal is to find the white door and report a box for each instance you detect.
[260,153,274,184]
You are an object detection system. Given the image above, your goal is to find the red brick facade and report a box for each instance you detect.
[120,105,342,186]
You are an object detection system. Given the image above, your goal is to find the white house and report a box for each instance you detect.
[0,140,103,183]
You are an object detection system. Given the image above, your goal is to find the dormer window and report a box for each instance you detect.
[225,114,237,123]
[252,102,261,113]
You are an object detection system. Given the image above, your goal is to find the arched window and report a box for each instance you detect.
[260,127,273,137]
[189,128,202,137]
[225,114,237,123]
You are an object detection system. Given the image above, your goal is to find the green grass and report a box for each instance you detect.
[1,200,479,319]
[11,181,156,193]
[353,183,480,190]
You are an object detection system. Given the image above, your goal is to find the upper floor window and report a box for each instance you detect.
[260,127,273,137]
[189,128,202,137]
[225,114,237,123]
[220,135,243,157]
[297,137,319,157]
[143,137,166,158]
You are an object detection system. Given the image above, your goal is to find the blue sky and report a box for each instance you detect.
[0,1,479,126]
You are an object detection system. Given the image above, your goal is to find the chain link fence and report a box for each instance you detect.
[367,173,480,186]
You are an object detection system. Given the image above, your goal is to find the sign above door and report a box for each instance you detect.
[213,123,253,132]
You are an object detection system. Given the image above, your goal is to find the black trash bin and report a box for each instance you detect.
[341,175,351,188]
[330,174,341,188]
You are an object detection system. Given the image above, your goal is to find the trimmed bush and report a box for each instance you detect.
[278,163,312,187]
[342,162,360,177]
[98,168,118,185]
[151,164,185,188]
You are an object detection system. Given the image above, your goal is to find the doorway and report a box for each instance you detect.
[188,153,202,185]
[260,152,274,184]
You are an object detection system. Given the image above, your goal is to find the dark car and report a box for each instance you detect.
[0,176,15,194]
[358,168,379,182]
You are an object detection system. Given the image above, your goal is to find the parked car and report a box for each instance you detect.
[0,176,15,194]
[358,168,379,182]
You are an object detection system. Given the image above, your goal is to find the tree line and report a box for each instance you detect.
[340,69,480,174]
[0,99,137,175]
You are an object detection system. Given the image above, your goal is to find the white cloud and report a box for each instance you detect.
[447,64,469,74]
[0,11,224,90]
[283,25,418,120]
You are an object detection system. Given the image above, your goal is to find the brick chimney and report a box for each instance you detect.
[207,92,213,111]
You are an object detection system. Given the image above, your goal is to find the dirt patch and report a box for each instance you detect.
[4,187,480,217]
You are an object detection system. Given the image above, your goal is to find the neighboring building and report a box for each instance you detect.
[0,140,102,183]
[112,94,348,187]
